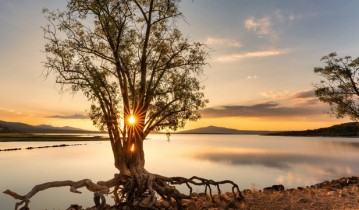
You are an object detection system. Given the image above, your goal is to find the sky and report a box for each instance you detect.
[1,0,359,131]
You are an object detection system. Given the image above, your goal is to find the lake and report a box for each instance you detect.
[1,134,359,209]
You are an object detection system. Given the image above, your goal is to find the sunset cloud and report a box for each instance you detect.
[261,89,320,106]
[204,37,241,48]
[261,89,315,100]
[201,89,325,119]
[47,113,88,119]
[215,49,288,62]
[200,101,324,118]
[0,107,23,115]
[247,75,258,79]
[244,16,274,38]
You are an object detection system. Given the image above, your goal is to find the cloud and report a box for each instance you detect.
[244,16,274,38]
[47,113,88,119]
[215,49,288,62]
[274,9,318,22]
[204,37,241,48]
[261,89,320,106]
[261,89,315,100]
[246,75,258,79]
[261,90,291,99]
[201,89,324,119]
[200,101,323,118]
[0,107,23,115]
[292,89,316,99]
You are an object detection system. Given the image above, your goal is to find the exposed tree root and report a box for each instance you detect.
[4,172,245,210]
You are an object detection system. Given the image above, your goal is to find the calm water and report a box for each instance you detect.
[1,134,359,209]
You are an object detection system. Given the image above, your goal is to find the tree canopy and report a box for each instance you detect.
[43,0,207,134]
[314,52,359,121]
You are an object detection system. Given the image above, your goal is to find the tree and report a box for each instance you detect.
[314,52,359,121]
[4,1,244,209]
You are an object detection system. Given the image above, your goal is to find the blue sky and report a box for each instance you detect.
[1,0,359,131]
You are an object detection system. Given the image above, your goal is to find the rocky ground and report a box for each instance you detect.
[67,176,359,210]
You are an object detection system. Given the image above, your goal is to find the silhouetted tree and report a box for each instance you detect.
[314,52,359,121]
[4,0,244,209]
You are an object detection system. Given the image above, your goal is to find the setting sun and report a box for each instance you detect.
[128,115,136,125]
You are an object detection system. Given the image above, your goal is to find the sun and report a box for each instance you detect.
[128,115,136,125]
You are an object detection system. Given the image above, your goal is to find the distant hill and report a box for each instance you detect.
[267,122,359,137]
[0,120,99,133]
[177,125,269,135]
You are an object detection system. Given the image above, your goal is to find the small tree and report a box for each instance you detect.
[4,0,244,209]
[314,52,359,121]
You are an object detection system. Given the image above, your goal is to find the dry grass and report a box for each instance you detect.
[242,185,359,210]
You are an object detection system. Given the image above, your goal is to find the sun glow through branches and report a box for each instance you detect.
[130,143,135,152]
[128,115,136,125]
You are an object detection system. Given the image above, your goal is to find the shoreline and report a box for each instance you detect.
[0,133,109,142]
[63,176,359,210]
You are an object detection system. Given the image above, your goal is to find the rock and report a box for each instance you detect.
[67,204,82,210]
[287,188,295,193]
[225,201,238,209]
[297,197,310,203]
[161,200,170,208]
[326,191,336,196]
[132,200,139,206]
[186,202,197,210]
[190,192,199,198]
[242,189,252,194]
[330,180,343,189]
[181,199,193,206]
[263,185,285,193]
[219,193,230,201]
[140,196,152,207]
[263,187,273,193]
[272,184,285,191]
[121,206,130,210]
[154,200,161,207]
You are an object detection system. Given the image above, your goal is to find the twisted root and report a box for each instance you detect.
[4,173,245,210]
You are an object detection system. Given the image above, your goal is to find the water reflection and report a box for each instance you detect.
[193,151,334,170]
[1,134,359,209]
[188,137,359,188]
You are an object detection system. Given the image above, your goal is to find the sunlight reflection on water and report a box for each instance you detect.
[1,134,359,209]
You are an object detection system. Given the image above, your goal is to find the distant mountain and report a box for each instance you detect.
[177,125,269,135]
[0,120,99,133]
[267,122,359,137]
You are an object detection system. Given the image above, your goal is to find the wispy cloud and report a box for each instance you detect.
[292,89,316,99]
[202,89,324,119]
[274,9,318,22]
[0,107,23,115]
[204,37,241,48]
[215,49,288,62]
[244,16,274,38]
[201,102,323,118]
[247,75,258,80]
[261,90,291,100]
[47,113,88,119]
[261,89,320,106]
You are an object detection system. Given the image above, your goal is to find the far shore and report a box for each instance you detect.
[0,133,109,142]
